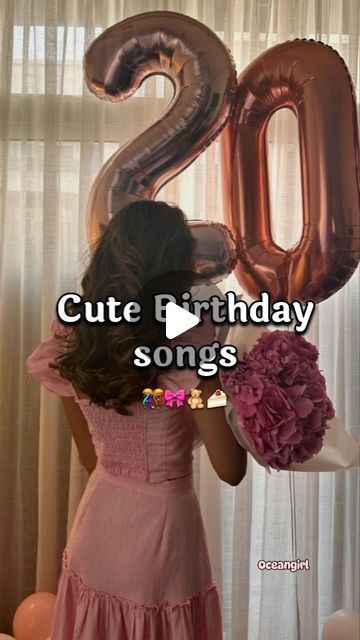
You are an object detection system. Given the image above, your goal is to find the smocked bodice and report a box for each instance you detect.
[26,316,212,485]
[76,399,199,482]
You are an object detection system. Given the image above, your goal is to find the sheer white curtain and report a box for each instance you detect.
[0,0,359,638]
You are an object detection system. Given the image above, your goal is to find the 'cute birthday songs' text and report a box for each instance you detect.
[56,291,315,377]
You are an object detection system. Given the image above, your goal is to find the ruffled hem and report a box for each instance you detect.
[50,551,222,640]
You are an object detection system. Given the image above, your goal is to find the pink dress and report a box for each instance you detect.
[26,318,223,640]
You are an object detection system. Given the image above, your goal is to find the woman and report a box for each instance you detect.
[27,200,247,640]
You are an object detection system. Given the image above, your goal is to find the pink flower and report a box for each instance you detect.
[221,330,334,470]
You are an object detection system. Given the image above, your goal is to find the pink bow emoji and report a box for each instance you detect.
[164,389,186,408]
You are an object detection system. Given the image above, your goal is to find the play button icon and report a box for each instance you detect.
[165,302,200,340]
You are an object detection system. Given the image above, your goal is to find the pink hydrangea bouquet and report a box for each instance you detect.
[221,330,335,470]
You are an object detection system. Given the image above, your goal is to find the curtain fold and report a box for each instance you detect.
[0,1,359,638]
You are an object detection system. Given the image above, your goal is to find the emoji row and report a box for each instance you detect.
[142,388,227,410]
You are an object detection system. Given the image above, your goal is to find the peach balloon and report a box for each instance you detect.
[323,609,360,640]
[12,592,56,640]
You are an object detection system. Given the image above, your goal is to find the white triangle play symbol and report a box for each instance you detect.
[165,302,200,340]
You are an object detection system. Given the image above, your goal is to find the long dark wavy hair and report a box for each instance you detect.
[49,200,196,414]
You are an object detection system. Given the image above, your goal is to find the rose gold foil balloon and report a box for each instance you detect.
[221,39,360,302]
[189,220,237,282]
[84,11,236,246]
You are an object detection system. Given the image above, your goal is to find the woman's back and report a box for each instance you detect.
[76,389,200,483]
[27,317,222,639]
[25,202,246,638]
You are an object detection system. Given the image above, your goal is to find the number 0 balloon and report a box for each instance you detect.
[222,39,360,302]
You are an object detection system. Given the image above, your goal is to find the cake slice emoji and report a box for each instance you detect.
[207,389,227,409]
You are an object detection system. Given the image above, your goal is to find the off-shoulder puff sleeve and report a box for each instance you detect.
[26,318,78,398]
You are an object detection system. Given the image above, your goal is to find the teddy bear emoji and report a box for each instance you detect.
[187,389,204,410]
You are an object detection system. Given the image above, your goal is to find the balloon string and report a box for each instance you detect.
[289,471,301,639]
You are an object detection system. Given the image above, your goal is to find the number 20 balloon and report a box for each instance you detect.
[222,38,360,302]
[84,14,359,302]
